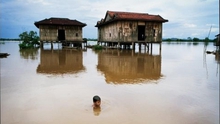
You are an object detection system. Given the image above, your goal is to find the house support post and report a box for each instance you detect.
[139,43,141,51]
[51,41,53,49]
[150,43,153,54]
[144,43,146,51]
[40,41,44,49]
[132,42,134,50]
[159,43,162,55]
[118,42,120,49]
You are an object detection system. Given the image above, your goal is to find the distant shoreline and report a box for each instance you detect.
[0,38,216,43]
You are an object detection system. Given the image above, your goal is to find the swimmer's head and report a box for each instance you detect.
[93,95,101,107]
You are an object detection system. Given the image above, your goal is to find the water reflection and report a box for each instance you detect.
[97,50,162,84]
[37,49,85,74]
[19,48,39,60]
[93,107,101,116]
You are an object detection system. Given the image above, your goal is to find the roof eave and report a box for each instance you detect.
[34,23,86,28]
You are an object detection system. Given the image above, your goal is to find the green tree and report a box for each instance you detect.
[187,37,192,41]
[193,37,200,41]
[204,37,210,42]
[19,31,40,49]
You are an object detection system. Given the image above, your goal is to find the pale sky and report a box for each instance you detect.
[0,0,219,39]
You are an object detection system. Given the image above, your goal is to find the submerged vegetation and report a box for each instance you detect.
[93,45,103,50]
[18,31,40,49]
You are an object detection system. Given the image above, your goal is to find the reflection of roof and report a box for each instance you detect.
[96,11,168,27]
[34,17,86,28]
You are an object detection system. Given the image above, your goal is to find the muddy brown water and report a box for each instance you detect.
[1,42,219,124]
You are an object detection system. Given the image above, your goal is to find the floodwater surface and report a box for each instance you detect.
[1,41,219,124]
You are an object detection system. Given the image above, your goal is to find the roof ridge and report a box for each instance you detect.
[49,17,70,20]
[34,17,86,28]
[108,10,149,15]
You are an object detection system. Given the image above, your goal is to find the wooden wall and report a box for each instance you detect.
[39,25,83,41]
[98,21,163,42]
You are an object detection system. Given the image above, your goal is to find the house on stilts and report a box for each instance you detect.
[34,17,86,49]
[95,11,168,51]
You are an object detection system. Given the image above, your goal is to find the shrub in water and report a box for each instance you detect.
[93,45,103,50]
[18,31,40,49]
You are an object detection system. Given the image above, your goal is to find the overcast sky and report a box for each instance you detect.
[0,0,219,39]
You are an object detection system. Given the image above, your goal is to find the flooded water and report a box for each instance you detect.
[1,41,219,124]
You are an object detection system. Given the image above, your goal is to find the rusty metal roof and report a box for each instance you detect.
[96,11,168,27]
[34,17,86,28]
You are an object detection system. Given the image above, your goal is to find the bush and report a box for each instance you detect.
[93,45,103,50]
[193,37,200,41]
[19,31,40,49]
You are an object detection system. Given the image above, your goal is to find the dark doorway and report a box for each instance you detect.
[58,30,65,40]
[138,26,145,41]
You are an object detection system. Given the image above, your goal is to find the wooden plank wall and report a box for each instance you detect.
[39,25,83,42]
[98,21,163,42]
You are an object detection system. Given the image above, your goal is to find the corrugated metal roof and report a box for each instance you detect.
[96,11,168,27]
[34,17,86,28]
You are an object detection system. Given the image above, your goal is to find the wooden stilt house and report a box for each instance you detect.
[95,11,168,50]
[34,17,86,48]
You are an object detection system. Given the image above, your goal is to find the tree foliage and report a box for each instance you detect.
[19,31,40,49]
[192,37,200,41]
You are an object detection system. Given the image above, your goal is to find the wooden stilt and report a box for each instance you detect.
[134,43,136,50]
[150,43,153,54]
[118,42,120,49]
[139,43,141,51]
[144,43,146,51]
[159,43,162,55]
[51,41,53,49]
[40,41,44,48]
[132,42,134,50]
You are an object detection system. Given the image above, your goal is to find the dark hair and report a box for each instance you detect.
[93,95,101,102]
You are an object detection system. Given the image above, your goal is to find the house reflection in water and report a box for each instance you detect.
[37,49,85,74]
[97,50,162,84]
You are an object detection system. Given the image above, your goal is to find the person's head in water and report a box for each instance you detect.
[93,95,101,107]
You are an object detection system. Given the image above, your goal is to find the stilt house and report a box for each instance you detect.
[95,11,168,50]
[34,18,86,48]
